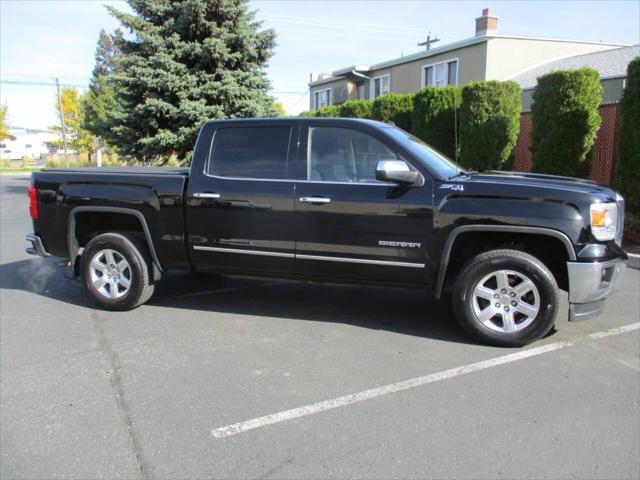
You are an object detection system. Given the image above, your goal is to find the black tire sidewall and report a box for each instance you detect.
[80,234,149,311]
[453,252,558,347]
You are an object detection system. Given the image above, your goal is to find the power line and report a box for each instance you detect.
[0,79,88,88]
[261,13,427,35]
[0,80,305,94]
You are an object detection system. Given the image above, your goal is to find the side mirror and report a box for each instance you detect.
[376,160,420,185]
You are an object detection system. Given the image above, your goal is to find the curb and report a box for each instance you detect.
[627,253,640,270]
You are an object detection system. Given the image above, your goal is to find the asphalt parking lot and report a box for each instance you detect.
[1,173,639,479]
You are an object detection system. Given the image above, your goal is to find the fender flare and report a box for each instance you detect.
[67,206,163,276]
[434,225,576,299]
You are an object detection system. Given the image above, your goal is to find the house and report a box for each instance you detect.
[309,8,629,110]
[512,45,638,186]
[513,45,639,111]
[0,126,58,164]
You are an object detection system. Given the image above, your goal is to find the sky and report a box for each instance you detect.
[1,0,639,130]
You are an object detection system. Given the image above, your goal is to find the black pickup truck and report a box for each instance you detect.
[26,118,627,346]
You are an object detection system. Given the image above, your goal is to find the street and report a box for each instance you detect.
[1,173,639,479]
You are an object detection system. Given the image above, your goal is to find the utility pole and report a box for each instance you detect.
[418,33,440,51]
[55,77,70,167]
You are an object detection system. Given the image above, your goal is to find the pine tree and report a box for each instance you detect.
[82,29,124,147]
[106,0,276,163]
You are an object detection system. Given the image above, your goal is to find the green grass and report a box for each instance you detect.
[0,166,42,174]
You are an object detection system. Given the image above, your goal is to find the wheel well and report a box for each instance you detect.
[442,231,570,292]
[74,211,145,249]
[71,211,152,277]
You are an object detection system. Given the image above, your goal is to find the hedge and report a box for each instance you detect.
[315,105,340,117]
[459,81,521,170]
[371,93,413,132]
[339,99,373,119]
[615,57,640,216]
[531,68,602,178]
[297,111,315,117]
[413,86,461,159]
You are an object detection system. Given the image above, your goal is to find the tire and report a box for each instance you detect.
[452,249,559,347]
[80,233,155,311]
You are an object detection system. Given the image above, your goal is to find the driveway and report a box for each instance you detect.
[1,174,638,479]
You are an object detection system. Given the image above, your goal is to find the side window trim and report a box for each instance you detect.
[203,125,297,181]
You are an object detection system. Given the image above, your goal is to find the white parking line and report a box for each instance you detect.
[211,322,639,439]
[588,322,640,338]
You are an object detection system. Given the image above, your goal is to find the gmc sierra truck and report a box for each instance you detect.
[26,118,627,346]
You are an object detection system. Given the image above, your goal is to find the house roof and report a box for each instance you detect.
[309,34,629,87]
[511,45,639,89]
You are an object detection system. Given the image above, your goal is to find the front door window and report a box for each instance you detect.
[307,127,398,183]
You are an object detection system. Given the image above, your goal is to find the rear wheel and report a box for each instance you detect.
[80,233,154,311]
[452,249,559,347]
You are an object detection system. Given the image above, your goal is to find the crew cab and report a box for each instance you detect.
[26,118,627,346]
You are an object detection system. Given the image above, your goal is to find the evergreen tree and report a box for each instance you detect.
[615,57,640,216]
[82,29,124,147]
[106,0,276,163]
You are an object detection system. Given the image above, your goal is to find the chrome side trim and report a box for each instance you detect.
[193,246,295,258]
[296,253,425,268]
[193,192,221,199]
[193,246,425,268]
[201,172,393,187]
[299,197,331,204]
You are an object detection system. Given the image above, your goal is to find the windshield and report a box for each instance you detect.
[383,126,464,179]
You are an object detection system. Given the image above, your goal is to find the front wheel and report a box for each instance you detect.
[452,249,559,347]
[80,233,155,311]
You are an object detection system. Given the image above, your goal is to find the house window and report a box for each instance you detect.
[0,144,5,148]
[423,59,458,88]
[314,89,331,109]
[25,144,33,149]
[358,84,365,100]
[371,74,390,99]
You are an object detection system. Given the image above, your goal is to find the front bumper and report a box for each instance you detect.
[567,258,627,321]
[25,233,50,257]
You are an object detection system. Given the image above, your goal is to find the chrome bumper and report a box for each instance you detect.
[25,233,50,257]
[567,258,627,321]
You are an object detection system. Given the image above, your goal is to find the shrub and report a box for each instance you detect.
[413,86,461,159]
[531,68,602,178]
[371,93,413,132]
[339,99,373,119]
[297,111,315,117]
[615,57,640,216]
[459,81,521,171]
[315,106,340,117]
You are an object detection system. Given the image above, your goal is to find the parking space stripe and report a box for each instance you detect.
[588,322,639,338]
[211,322,639,439]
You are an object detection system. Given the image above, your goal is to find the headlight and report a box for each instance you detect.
[590,202,618,241]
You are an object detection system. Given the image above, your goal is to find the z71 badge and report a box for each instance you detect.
[439,183,464,191]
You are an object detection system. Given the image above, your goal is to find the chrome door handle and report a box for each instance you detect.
[193,192,221,199]
[299,196,331,204]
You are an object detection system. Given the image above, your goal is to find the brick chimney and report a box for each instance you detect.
[475,8,498,36]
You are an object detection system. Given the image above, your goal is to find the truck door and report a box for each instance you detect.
[186,122,298,275]
[293,124,433,284]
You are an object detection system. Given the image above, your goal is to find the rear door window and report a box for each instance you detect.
[208,127,292,179]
